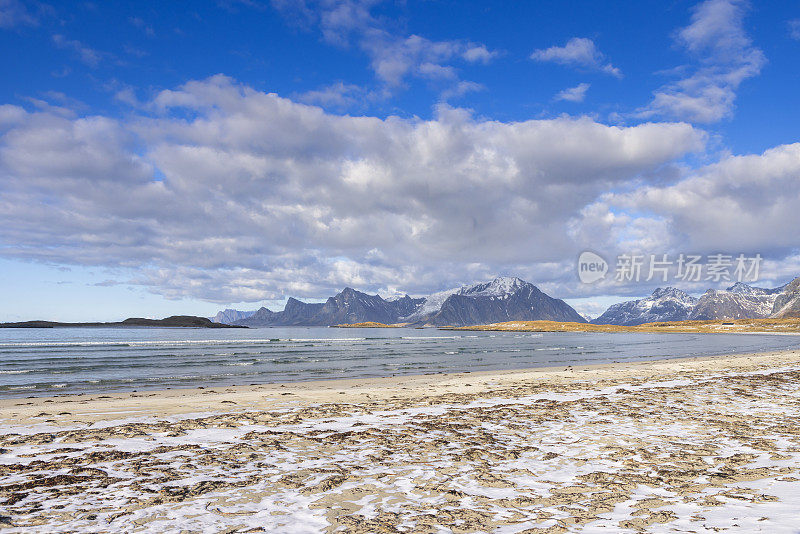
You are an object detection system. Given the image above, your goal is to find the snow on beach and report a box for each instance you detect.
[2,357,800,532]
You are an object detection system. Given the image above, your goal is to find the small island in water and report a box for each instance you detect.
[0,315,247,329]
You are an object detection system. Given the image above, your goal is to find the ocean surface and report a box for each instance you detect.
[1,327,799,398]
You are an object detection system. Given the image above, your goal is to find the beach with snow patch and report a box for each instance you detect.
[2,349,800,532]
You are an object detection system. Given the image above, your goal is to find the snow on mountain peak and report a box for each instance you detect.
[487,276,526,294]
[727,282,751,293]
[401,277,533,320]
[402,286,462,320]
[592,287,697,326]
[460,277,528,298]
[725,281,782,296]
[651,286,679,297]
[649,287,696,304]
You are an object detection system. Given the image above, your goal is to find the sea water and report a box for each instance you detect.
[1,327,798,397]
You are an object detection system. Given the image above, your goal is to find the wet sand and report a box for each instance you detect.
[2,348,800,532]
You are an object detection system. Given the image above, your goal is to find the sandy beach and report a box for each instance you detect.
[2,348,800,532]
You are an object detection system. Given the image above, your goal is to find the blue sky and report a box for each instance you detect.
[1,0,797,151]
[1,0,799,321]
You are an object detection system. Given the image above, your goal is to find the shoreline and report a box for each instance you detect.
[3,347,799,429]
[332,317,800,333]
[3,347,800,531]
[447,317,800,333]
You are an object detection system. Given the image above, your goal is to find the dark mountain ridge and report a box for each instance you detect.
[231,277,584,327]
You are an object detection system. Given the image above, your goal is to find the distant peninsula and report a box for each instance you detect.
[333,322,399,328]
[0,315,247,329]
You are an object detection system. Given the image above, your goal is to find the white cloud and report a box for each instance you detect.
[462,44,497,64]
[789,19,800,40]
[271,0,497,97]
[129,16,155,37]
[440,81,484,100]
[0,0,39,28]
[114,87,143,107]
[417,61,457,81]
[638,0,765,123]
[364,33,494,88]
[0,76,706,302]
[530,37,621,77]
[52,34,104,67]
[570,143,800,288]
[297,81,374,110]
[555,83,590,102]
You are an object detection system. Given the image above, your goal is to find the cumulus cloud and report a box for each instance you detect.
[555,83,590,102]
[570,142,800,289]
[0,76,706,302]
[638,0,765,123]
[530,38,621,77]
[462,44,496,64]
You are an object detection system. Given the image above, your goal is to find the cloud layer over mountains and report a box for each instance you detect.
[2,74,799,302]
[1,75,729,302]
[2,0,798,307]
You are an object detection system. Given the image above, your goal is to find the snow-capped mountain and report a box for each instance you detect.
[592,287,697,326]
[226,276,584,327]
[209,309,256,324]
[402,277,534,322]
[460,276,528,297]
[401,277,585,326]
[212,277,799,327]
[689,282,786,320]
[592,281,793,325]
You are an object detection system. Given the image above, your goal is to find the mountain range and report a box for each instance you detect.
[212,276,800,328]
[591,287,698,326]
[215,277,586,327]
[592,278,800,326]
